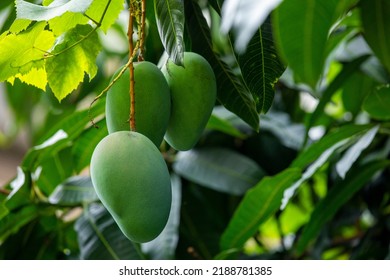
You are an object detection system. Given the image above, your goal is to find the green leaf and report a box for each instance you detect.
[46,24,101,101]
[72,119,108,173]
[22,100,105,169]
[0,205,39,242]
[363,85,390,121]
[292,124,374,169]
[295,160,390,255]
[305,55,370,133]
[220,168,301,250]
[142,174,181,259]
[238,18,286,114]
[335,125,379,179]
[0,22,55,81]
[85,0,124,32]
[206,113,246,139]
[4,167,32,211]
[220,0,283,53]
[174,148,265,195]
[184,0,259,130]
[272,0,340,88]
[75,203,141,260]
[360,0,390,73]
[48,11,88,36]
[16,0,93,21]
[281,137,350,210]
[154,0,185,65]
[48,176,99,206]
[341,72,376,116]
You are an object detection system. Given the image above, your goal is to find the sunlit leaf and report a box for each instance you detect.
[154,0,185,65]
[46,24,101,101]
[86,0,124,32]
[174,148,265,195]
[220,168,301,250]
[16,0,93,21]
[0,22,55,82]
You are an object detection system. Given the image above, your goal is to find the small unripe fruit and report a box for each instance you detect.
[90,131,172,243]
[106,62,171,147]
[162,52,217,151]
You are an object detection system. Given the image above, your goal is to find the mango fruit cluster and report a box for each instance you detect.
[90,52,216,243]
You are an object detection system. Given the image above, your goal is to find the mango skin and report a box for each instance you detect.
[162,52,217,151]
[106,62,171,147]
[90,131,172,243]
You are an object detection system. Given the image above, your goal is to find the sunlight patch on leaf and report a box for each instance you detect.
[0,22,55,81]
[33,129,68,150]
[46,24,101,101]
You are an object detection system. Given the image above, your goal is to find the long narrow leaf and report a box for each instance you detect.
[75,203,141,260]
[174,148,265,195]
[184,0,259,130]
[154,0,185,66]
[220,168,301,250]
[238,18,286,114]
[295,160,390,254]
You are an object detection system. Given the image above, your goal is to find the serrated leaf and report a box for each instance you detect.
[185,0,259,130]
[16,0,93,21]
[363,85,390,121]
[46,24,101,101]
[336,125,379,179]
[154,0,185,65]
[48,176,99,206]
[48,11,89,36]
[174,148,265,195]
[238,19,286,114]
[272,0,340,88]
[75,203,141,260]
[142,174,181,259]
[0,22,55,82]
[85,0,124,32]
[9,19,31,34]
[220,0,283,53]
[220,168,301,250]
[295,160,390,255]
[8,67,47,90]
[360,0,390,73]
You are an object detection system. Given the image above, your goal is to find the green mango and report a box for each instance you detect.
[162,52,217,151]
[90,131,172,243]
[106,62,171,147]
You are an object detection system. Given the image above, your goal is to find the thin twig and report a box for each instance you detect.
[128,2,136,131]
